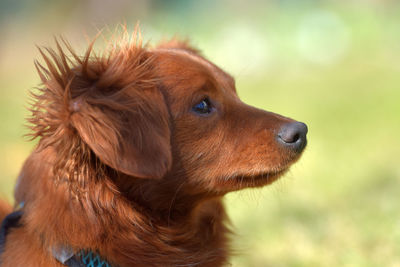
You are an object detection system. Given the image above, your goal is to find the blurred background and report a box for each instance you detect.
[0,0,399,266]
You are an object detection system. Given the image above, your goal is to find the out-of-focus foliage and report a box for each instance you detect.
[1,1,399,266]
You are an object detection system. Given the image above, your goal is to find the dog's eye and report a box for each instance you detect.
[193,98,213,115]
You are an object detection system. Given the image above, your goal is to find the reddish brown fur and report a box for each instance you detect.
[0,31,306,266]
[0,201,12,223]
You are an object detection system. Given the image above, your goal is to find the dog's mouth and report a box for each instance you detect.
[216,168,288,191]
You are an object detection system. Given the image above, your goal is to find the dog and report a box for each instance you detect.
[0,31,307,266]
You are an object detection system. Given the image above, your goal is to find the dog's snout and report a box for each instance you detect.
[277,122,308,152]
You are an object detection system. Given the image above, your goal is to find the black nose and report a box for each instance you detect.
[277,122,308,152]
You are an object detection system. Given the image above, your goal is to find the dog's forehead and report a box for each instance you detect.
[152,49,235,92]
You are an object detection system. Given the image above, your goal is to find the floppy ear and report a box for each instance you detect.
[70,84,172,179]
[33,39,172,179]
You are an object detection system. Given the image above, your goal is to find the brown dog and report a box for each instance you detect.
[0,32,307,266]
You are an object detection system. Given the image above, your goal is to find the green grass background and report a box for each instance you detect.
[0,1,399,266]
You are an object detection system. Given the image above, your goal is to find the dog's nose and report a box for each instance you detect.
[277,122,308,152]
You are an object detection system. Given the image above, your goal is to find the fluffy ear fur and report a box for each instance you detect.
[30,36,172,181]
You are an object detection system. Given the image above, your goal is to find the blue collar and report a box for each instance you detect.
[52,247,112,267]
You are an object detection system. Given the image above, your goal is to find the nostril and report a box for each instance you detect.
[292,133,300,143]
[277,121,308,151]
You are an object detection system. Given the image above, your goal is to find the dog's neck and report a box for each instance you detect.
[15,149,231,266]
[114,174,221,221]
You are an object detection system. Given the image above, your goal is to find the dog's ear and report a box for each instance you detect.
[70,83,172,179]
[33,40,172,179]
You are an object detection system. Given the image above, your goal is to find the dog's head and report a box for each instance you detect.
[30,34,307,198]
[152,41,307,194]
